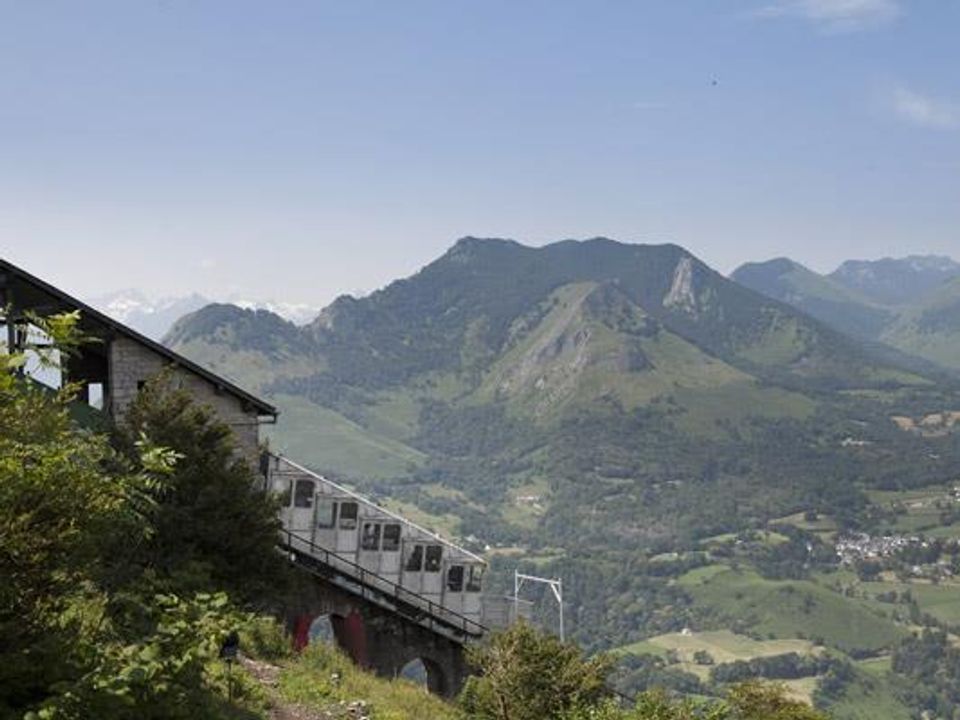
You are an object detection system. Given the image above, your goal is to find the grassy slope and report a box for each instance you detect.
[174,338,319,394]
[276,644,457,720]
[883,323,960,372]
[474,281,816,432]
[676,566,907,654]
[824,670,914,720]
[618,629,818,674]
[618,564,921,719]
[882,277,960,372]
[616,629,823,703]
[266,394,426,480]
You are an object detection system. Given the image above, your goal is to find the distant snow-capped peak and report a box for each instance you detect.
[86,290,321,340]
[230,299,322,326]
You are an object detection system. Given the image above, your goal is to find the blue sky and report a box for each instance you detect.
[1,0,958,305]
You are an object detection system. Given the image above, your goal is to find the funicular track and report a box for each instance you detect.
[278,529,487,644]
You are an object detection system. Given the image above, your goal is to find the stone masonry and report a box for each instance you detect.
[108,336,262,460]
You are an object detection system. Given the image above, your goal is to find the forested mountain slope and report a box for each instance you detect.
[733,255,960,372]
[165,238,960,717]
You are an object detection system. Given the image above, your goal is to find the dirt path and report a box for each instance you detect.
[240,656,336,720]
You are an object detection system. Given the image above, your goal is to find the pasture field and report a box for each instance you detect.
[855,655,892,676]
[619,629,817,664]
[863,579,960,625]
[698,530,790,547]
[267,394,425,481]
[616,629,819,689]
[823,670,913,720]
[866,485,960,535]
[781,677,819,704]
[674,563,730,586]
[771,511,839,542]
[676,566,907,654]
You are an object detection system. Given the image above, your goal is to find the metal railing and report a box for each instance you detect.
[279,531,639,707]
[278,528,488,641]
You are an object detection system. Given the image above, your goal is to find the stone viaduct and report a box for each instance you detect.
[282,571,471,698]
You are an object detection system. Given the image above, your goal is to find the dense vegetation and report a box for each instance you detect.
[0,311,837,718]
[166,238,960,719]
[461,623,828,720]
[0,314,282,719]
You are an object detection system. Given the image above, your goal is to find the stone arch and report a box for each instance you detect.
[308,613,337,645]
[421,657,448,696]
[398,655,448,696]
[290,611,350,653]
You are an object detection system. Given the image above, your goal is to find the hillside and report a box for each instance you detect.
[732,255,960,372]
[165,238,960,718]
[830,255,960,307]
[164,237,960,552]
[730,259,891,340]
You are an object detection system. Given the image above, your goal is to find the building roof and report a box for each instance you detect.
[0,257,277,418]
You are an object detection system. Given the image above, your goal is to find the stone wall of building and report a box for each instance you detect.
[107,337,262,461]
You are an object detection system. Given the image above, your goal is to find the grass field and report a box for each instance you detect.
[279,643,457,720]
[616,629,822,702]
[823,669,913,720]
[267,394,426,481]
[676,566,907,654]
[863,578,960,625]
[855,655,892,676]
[699,530,790,547]
[618,629,818,676]
[866,485,960,536]
[771,512,839,542]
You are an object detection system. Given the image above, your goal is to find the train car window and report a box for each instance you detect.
[382,524,401,551]
[316,498,337,528]
[273,478,292,507]
[294,480,314,508]
[361,522,381,550]
[447,565,464,592]
[467,565,483,592]
[339,502,358,529]
[424,545,442,573]
[405,544,423,572]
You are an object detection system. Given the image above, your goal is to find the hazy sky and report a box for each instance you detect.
[1,1,958,306]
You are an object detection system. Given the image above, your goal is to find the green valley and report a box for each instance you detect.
[165,238,960,719]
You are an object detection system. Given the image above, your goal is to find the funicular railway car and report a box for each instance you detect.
[264,453,514,635]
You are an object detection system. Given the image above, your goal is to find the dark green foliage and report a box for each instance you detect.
[165,238,960,718]
[416,400,524,457]
[0,318,284,718]
[460,625,828,720]
[723,682,829,720]
[177,238,929,391]
[614,655,709,697]
[710,654,848,684]
[460,622,613,720]
[166,303,311,358]
[116,373,285,604]
[0,314,156,717]
[891,629,960,716]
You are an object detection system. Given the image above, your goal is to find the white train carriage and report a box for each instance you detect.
[265,454,505,633]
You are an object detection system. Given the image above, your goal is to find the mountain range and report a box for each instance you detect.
[87,289,322,340]
[162,238,960,717]
[732,255,960,372]
[162,239,959,541]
